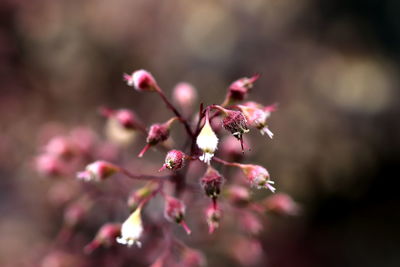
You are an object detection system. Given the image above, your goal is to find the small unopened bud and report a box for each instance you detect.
[239,164,276,192]
[200,166,224,199]
[164,196,191,234]
[35,154,65,177]
[160,149,186,171]
[220,136,251,161]
[239,211,263,235]
[227,74,260,102]
[64,198,92,228]
[76,161,119,182]
[206,204,221,234]
[172,82,198,115]
[263,193,300,215]
[127,182,159,211]
[101,107,145,132]
[138,118,176,158]
[196,113,218,164]
[44,136,76,158]
[124,69,157,92]
[84,223,121,254]
[224,185,251,207]
[231,238,262,266]
[181,248,207,267]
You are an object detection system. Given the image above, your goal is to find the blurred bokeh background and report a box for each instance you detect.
[1,0,399,266]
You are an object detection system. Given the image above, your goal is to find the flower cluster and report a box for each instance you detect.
[34,69,298,266]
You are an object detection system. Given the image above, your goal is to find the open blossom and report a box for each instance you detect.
[196,114,218,164]
[239,164,276,192]
[124,69,157,91]
[238,102,276,139]
[76,161,119,182]
[116,208,143,247]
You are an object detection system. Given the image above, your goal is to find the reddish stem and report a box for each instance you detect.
[212,157,242,167]
[138,143,151,158]
[180,220,191,235]
[155,85,194,138]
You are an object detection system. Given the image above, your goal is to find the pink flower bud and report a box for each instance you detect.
[206,204,221,234]
[127,182,159,211]
[225,185,251,206]
[164,196,191,234]
[231,238,262,266]
[76,161,119,182]
[124,69,157,91]
[138,118,175,158]
[172,82,198,114]
[44,136,76,158]
[263,193,300,215]
[84,223,121,254]
[160,149,186,171]
[228,74,260,101]
[240,164,276,192]
[64,199,91,227]
[239,211,263,235]
[220,136,251,161]
[181,248,207,267]
[101,107,141,130]
[200,166,224,199]
[35,154,65,177]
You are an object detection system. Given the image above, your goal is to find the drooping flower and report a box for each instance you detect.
[76,161,119,182]
[205,204,221,234]
[164,196,191,234]
[239,164,276,192]
[196,113,218,164]
[124,69,157,92]
[84,223,121,253]
[238,102,277,139]
[116,208,144,247]
[200,166,224,199]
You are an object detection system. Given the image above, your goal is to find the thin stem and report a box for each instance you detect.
[119,167,170,181]
[155,85,194,138]
[212,157,242,168]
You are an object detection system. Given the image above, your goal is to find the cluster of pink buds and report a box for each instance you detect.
[33,68,298,266]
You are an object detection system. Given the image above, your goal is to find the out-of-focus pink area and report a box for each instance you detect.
[1,0,399,266]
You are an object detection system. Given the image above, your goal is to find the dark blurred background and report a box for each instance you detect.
[1,0,399,266]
